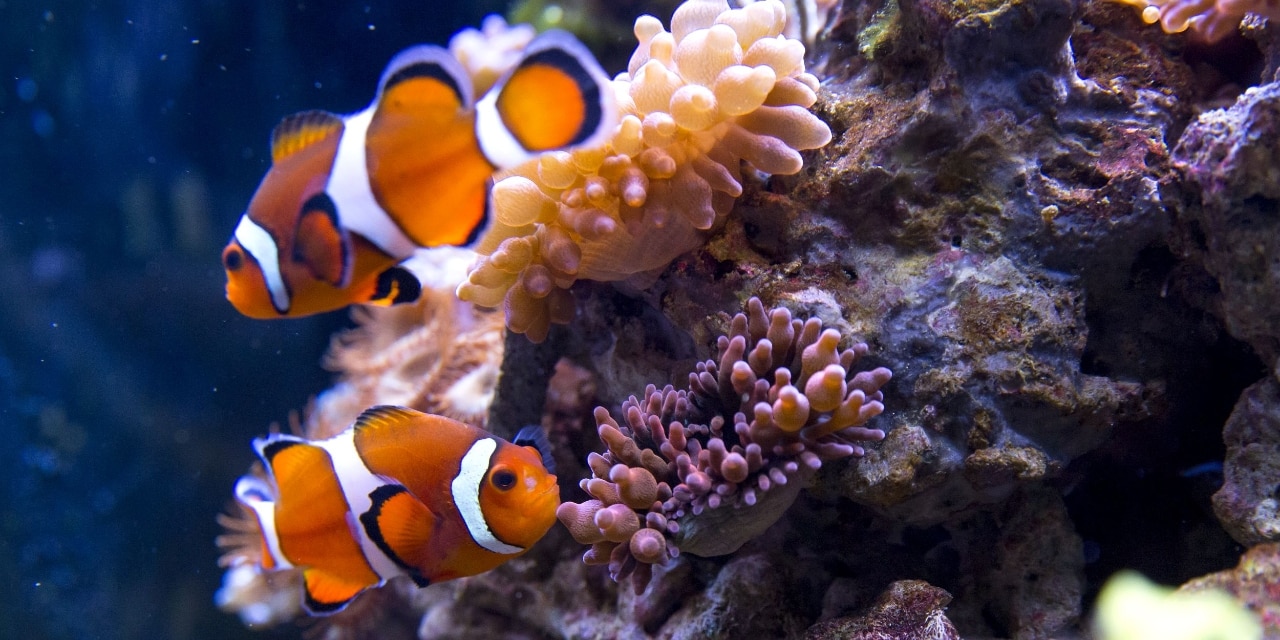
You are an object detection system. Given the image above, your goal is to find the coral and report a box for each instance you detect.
[447,15,537,97]
[557,297,891,591]
[806,580,961,640]
[306,284,505,438]
[1108,0,1280,42]
[457,0,832,341]
[1096,571,1262,640]
[1181,542,1280,637]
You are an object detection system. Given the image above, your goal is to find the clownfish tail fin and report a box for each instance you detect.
[375,45,473,114]
[232,475,287,571]
[476,30,618,169]
[513,425,556,475]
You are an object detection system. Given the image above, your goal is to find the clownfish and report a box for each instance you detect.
[221,30,617,318]
[233,406,559,614]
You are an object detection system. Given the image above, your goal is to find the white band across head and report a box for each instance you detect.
[452,438,524,555]
[327,107,417,260]
[234,216,290,314]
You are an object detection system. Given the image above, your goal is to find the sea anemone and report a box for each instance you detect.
[557,297,892,591]
[1109,0,1280,42]
[457,0,833,342]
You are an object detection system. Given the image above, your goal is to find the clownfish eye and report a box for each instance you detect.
[223,246,244,272]
[491,468,517,491]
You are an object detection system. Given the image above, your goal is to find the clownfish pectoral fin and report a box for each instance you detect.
[359,484,437,586]
[292,194,351,287]
[271,110,344,164]
[367,265,421,307]
[513,425,556,475]
[301,567,371,615]
[476,30,617,169]
[375,45,473,116]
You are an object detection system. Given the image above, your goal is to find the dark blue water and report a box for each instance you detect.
[0,1,503,638]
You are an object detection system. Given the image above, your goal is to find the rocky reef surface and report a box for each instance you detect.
[212,0,1280,638]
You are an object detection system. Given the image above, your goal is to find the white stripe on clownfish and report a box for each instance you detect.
[452,438,524,555]
[311,429,408,582]
[233,216,290,314]
[326,108,417,262]
[233,475,294,570]
[474,91,530,171]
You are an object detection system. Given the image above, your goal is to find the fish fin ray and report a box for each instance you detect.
[359,484,436,582]
[481,30,616,165]
[513,425,556,475]
[376,45,472,114]
[353,406,424,435]
[271,110,343,164]
[292,195,351,287]
[301,567,372,615]
[367,265,421,307]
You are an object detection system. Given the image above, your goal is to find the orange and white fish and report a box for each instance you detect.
[233,406,559,614]
[221,31,616,318]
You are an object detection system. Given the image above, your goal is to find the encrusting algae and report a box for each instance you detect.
[556,297,892,592]
[458,0,833,341]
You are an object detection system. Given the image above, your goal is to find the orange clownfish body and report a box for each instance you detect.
[221,31,617,318]
[234,406,559,614]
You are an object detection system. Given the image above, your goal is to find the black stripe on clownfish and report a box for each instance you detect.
[221,30,617,320]
[233,406,560,615]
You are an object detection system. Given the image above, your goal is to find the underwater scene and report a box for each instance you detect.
[4,0,1280,638]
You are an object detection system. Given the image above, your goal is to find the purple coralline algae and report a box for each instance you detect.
[557,297,892,591]
[1173,82,1280,370]
[1212,377,1280,546]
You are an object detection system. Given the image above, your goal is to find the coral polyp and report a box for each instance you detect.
[458,0,833,341]
[1109,0,1280,42]
[557,297,892,591]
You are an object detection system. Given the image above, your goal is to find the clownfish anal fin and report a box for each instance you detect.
[359,484,437,581]
[301,568,366,615]
[292,193,350,287]
[271,110,343,164]
[376,45,472,115]
[479,30,616,167]
[368,265,421,307]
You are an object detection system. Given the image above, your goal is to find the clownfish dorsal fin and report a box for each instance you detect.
[374,45,473,116]
[301,568,368,615]
[367,265,421,307]
[476,30,618,169]
[358,484,436,586]
[292,193,351,287]
[513,425,556,475]
[270,110,343,164]
[354,405,423,435]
